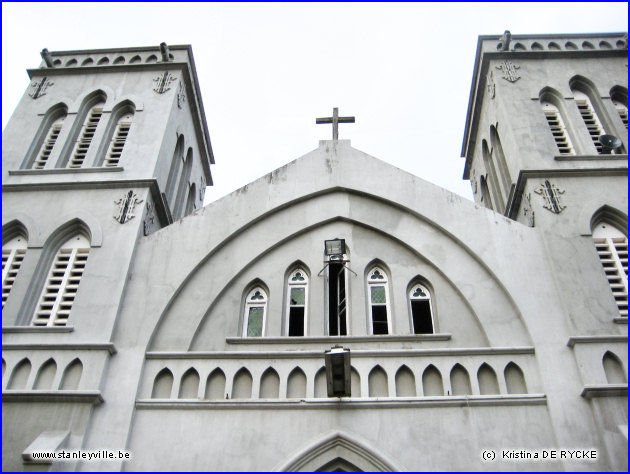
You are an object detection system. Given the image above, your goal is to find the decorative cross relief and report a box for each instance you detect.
[177,81,186,109]
[153,71,176,94]
[114,190,143,224]
[29,77,54,99]
[534,180,566,214]
[496,60,521,83]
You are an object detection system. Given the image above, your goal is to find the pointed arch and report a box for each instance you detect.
[477,363,500,395]
[178,368,200,399]
[285,263,310,337]
[368,365,388,397]
[395,365,416,397]
[504,362,527,394]
[151,368,173,399]
[481,139,504,212]
[7,358,31,389]
[231,367,253,399]
[165,134,185,209]
[173,147,193,219]
[58,89,107,168]
[489,124,512,204]
[287,367,307,399]
[59,358,83,390]
[350,366,361,397]
[610,85,628,130]
[205,368,226,399]
[603,351,626,384]
[95,99,135,167]
[407,278,435,334]
[277,431,399,472]
[2,230,28,309]
[242,282,269,337]
[31,232,90,326]
[259,367,280,399]
[366,263,392,335]
[422,364,443,396]
[33,358,57,389]
[591,214,628,317]
[22,102,68,169]
[314,366,327,398]
[570,76,621,154]
[185,182,197,215]
[450,364,471,396]
[539,87,576,156]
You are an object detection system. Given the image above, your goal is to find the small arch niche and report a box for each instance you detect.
[504,362,527,394]
[450,364,471,396]
[178,368,200,399]
[231,368,253,399]
[477,363,500,395]
[395,365,416,397]
[531,42,544,51]
[259,367,280,399]
[205,368,226,399]
[351,367,361,397]
[59,359,83,390]
[565,41,578,50]
[368,365,388,397]
[603,352,626,384]
[33,359,57,390]
[287,367,307,399]
[314,367,327,398]
[548,42,561,51]
[7,358,31,389]
[422,365,443,396]
[151,368,173,399]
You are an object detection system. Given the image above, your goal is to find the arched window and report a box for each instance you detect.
[409,283,434,334]
[573,90,606,153]
[33,114,66,169]
[165,134,185,211]
[103,109,134,167]
[610,86,628,130]
[2,235,27,309]
[541,101,574,155]
[243,286,268,337]
[185,183,197,216]
[68,100,105,168]
[32,234,90,326]
[287,268,308,336]
[482,139,504,212]
[173,148,193,220]
[479,175,493,210]
[367,266,391,335]
[489,125,512,202]
[593,222,628,317]
[22,104,68,170]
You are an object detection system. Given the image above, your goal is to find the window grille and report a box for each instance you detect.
[2,236,27,309]
[69,105,104,168]
[574,91,605,153]
[32,235,90,326]
[105,114,132,167]
[542,102,574,155]
[34,116,65,169]
[593,223,628,317]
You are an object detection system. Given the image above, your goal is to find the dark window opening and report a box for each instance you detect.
[288,307,305,336]
[328,263,347,335]
[412,300,433,334]
[371,306,388,334]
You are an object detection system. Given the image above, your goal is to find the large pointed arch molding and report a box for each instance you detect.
[275,430,400,472]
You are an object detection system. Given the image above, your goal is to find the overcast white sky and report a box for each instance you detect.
[2,2,628,204]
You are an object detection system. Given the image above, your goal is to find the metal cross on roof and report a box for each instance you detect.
[316,107,355,140]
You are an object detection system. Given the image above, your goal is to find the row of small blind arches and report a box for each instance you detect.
[497,39,626,52]
[152,361,531,399]
[50,53,175,68]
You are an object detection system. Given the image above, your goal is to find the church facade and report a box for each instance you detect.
[2,33,627,471]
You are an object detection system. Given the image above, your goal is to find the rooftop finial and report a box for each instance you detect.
[499,30,511,51]
[160,42,171,62]
[40,48,54,68]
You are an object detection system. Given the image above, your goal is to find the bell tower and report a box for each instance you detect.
[461,32,627,232]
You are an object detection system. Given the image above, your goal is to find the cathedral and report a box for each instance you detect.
[2,32,628,471]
